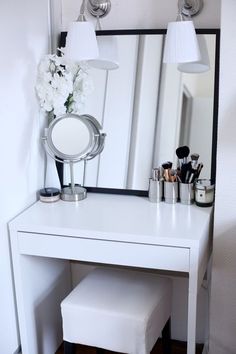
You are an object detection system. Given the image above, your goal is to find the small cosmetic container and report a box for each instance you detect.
[148,178,163,203]
[195,179,215,207]
[39,188,60,203]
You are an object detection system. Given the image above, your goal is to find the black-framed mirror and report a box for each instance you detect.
[59,28,220,196]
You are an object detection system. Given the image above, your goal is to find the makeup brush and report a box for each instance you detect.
[176,167,182,182]
[188,162,204,183]
[187,154,200,183]
[176,146,190,166]
[176,146,190,182]
[196,163,204,179]
[191,153,200,169]
[162,161,172,182]
[169,169,177,182]
[182,161,192,183]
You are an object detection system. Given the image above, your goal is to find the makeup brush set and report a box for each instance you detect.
[175,146,203,184]
[149,145,207,205]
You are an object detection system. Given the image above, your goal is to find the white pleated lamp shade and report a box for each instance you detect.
[178,35,210,73]
[64,21,99,62]
[163,20,201,63]
[88,36,119,70]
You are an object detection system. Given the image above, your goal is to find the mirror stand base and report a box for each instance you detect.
[61,186,87,202]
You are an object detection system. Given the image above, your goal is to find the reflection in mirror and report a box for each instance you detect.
[60,30,219,193]
[51,117,92,157]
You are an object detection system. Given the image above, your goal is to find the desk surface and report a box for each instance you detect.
[10,193,212,249]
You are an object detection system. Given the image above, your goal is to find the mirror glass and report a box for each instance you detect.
[51,117,92,157]
[60,30,219,193]
[46,114,101,162]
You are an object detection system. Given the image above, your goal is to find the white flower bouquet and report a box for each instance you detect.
[35,52,93,118]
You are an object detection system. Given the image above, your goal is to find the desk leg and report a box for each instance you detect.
[10,231,72,354]
[187,250,199,354]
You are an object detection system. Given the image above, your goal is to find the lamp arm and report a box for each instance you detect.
[77,0,87,21]
[80,0,86,15]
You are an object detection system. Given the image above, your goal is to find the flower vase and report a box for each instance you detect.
[44,112,61,190]
[44,149,61,190]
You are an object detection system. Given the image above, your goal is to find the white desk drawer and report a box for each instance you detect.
[18,232,190,272]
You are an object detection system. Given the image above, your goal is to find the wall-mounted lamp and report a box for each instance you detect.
[64,0,99,62]
[65,0,118,70]
[163,0,203,64]
[87,0,119,70]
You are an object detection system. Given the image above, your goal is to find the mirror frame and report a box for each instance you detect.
[59,28,220,196]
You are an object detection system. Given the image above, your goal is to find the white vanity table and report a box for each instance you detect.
[9,193,213,354]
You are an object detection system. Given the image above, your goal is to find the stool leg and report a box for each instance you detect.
[96,348,106,354]
[64,341,76,354]
[162,318,171,354]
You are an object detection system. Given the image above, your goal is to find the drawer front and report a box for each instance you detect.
[18,232,190,272]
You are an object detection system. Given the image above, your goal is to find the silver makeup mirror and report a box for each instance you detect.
[60,29,219,195]
[43,113,106,201]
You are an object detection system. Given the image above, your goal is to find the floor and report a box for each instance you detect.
[56,339,204,354]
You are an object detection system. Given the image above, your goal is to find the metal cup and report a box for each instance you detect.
[148,179,163,203]
[164,181,178,204]
[179,183,194,205]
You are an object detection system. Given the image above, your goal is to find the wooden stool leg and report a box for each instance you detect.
[96,348,106,354]
[162,318,172,354]
[64,341,76,354]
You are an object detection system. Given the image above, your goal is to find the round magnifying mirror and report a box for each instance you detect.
[43,113,106,202]
[47,114,95,161]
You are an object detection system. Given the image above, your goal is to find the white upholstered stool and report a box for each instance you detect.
[61,267,172,354]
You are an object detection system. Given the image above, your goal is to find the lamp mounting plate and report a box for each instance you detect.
[87,0,111,18]
[178,0,203,17]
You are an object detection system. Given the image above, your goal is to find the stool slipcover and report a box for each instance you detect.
[61,268,172,354]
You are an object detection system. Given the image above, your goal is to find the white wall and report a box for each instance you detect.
[61,0,221,344]
[61,0,220,30]
[0,1,50,353]
[209,1,236,353]
[0,1,221,353]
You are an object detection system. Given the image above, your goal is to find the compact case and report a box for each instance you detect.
[39,188,60,203]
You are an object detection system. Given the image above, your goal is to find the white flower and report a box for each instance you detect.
[35,52,93,119]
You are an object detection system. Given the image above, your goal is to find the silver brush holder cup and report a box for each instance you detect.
[148,179,163,203]
[179,183,194,205]
[164,181,178,204]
